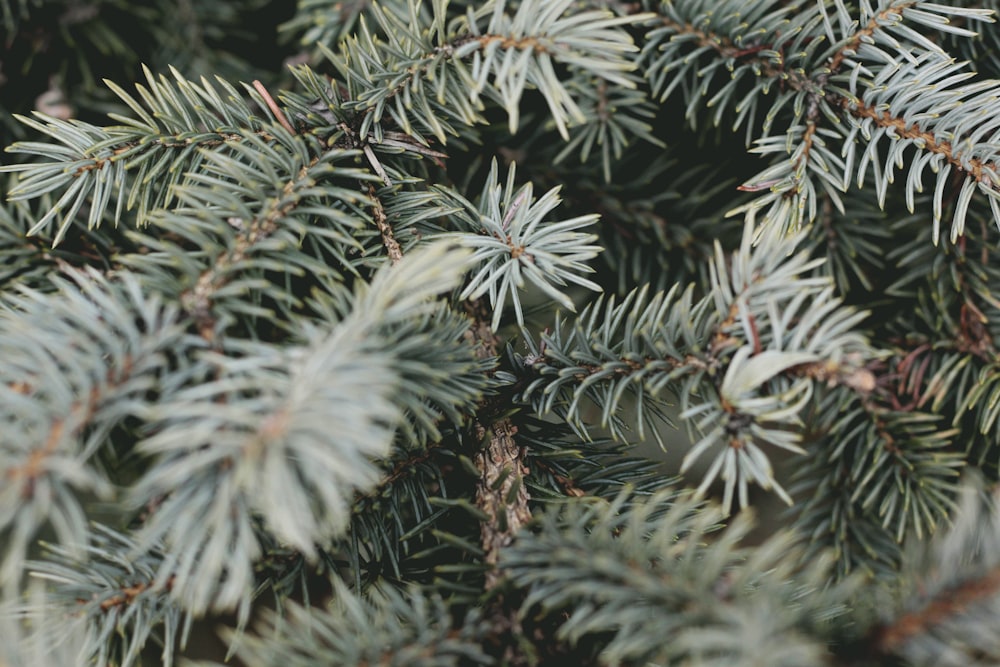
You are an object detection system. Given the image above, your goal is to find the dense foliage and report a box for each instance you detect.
[4,1,1000,665]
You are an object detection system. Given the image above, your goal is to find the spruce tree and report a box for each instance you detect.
[4,0,1000,665]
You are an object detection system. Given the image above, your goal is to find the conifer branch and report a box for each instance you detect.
[504,490,855,667]
[448,160,602,329]
[856,480,1000,664]
[518,223,875,511]
[841,95,999,197]
[875,567,1000,652]
[6,1,1000,663]
[25,520,187,666]
[0,268,185,594]
[0,67,279,238]
[227,581,492,667]
[463,298,531,592]
[368,183,403,264]
[181,159,319,341]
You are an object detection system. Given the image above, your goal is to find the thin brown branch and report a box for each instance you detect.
[5,419,66,496]
[333,123,403,264]
[651,16,812,90]
[475,34,544,52]
[252,80,296,135]
[87,575,176,612]
[795,357,877,395]
[652,17,753,61]
[827,3,920,73]
[797,120,818,171]
[528,352,703,384]
[5,354,131,496]
[354,449,436,512]
[875,567,1000,652]
[842,98,996,188]
[180,162,315,341]
[711,298,744,355]
[462,300,531,592]
[532,459,586,498]
[99,581,151,611]
[73,132,254,177]
[367,183,403,265]
[739,119,819,197]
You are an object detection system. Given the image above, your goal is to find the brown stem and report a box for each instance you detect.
[827,3,922,74]
[367,183,403,265]
[464,301,531,591]
[651,15,812,91]
[180,162,315,342]
[252,80,296,136]
[875,567,1000,652]
[474,417,530,590]
[6,354,133,497]
[6,418,67,498]
[463,299,531,665]
[842,98,997,189]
